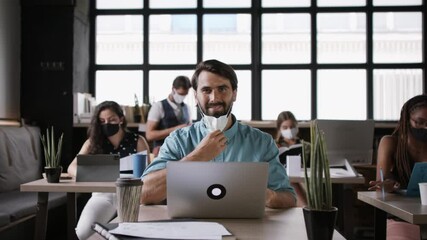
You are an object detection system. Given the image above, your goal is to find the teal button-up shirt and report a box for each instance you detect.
[142,115,295,195]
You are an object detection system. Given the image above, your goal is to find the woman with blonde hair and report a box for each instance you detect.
[275,111,309,207]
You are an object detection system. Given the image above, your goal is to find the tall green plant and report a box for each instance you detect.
[302,120,333,210]
[40,126,64,168]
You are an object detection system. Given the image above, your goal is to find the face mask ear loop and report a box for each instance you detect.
[225,103,233,118]
[197,104,206,118]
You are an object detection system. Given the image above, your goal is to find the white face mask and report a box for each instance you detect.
[172,90,186,104]
[281,127,298,140]
[201,104,233,132]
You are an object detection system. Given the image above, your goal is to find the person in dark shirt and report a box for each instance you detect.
[146,76,192,156]
[68,101,150,240]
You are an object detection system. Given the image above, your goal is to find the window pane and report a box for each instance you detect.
[97,0,143,9]
[204,0,251,8]
[317,13,366,63]
[96,15,143,64]
[373,12,422,63]
[262,14,311,64]
[262,70,311,120]
[318,0,365,6]
[373,69,423,120]
[149,0,196,8]
[203,14,251,64]
[373,0,421,6]
[96,70,143,106]
[317,70,367,120]
[233,71,251,120]
[262,0,310,7]
[149,70,196,119]
[149,15,197,64]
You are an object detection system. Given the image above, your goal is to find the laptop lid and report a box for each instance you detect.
[166,161,268,219]
[76,154,120,182]
[406,162,427,197]
[316,119,375,167]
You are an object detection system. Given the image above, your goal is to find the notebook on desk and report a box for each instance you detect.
[76,154,120,182]
[166,161,268,219]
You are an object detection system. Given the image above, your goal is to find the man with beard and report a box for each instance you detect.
[140,59,296,208]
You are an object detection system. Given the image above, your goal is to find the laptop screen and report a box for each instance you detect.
[166,161,268,219]
[316,119,375,167]
[406,162,427,197]
[76,154,120,182]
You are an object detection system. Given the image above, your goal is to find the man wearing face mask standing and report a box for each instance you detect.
[141,59,296,208]
[146,76,192,156]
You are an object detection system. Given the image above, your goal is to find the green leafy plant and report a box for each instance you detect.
[40,126,64,168]
[302,120,333,210]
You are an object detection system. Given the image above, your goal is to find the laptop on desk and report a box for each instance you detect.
[76,154,120,182]
[405,162,427,197]
[166,161,268,219]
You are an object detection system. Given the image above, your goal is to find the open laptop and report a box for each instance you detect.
[76,154,120,182]
[167,161,268,219]
[405,162,427,197]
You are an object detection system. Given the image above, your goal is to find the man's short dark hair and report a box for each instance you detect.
[191,59,238,91]
[172,76,191,90]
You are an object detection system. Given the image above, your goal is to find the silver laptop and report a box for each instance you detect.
[76,154,120,182]
[316,119,375,167]
[167,161,268,219]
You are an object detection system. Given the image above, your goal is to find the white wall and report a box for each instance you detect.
[0,0,20,121]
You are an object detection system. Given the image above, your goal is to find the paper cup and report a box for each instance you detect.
[419,182,427,205]
[132,154,147,178]
[116,178,143,222]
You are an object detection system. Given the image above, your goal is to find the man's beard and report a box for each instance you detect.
[206,102,229,118]
[200,102,231,118]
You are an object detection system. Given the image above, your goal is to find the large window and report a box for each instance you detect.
[91,0,425,121]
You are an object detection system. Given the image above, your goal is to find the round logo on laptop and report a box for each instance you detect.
[207,184,226,200]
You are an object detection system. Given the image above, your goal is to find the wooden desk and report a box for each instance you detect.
[20,178,116,240]
[88,205,346,240]
[358,191,427,240]
[290,173,365,184]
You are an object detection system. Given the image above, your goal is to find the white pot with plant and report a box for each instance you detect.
[41,126,64,183]
[302,120,338,240]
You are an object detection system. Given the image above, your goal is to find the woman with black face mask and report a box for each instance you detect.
[368,94,427,240]
[67,100,150,240]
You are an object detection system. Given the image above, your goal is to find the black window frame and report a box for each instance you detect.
[89,0,426,121]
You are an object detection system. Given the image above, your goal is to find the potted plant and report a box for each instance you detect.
[141,96,152,123]
[133,94,142,123]
[301,120,338,240]
[40,126,64,183]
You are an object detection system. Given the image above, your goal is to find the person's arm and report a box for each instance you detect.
[136,135,151,163]
[140,168,167,204]
[145,120,188,142]
[67,139,91,177]
[140,130,228,204]
[265,189,297,208]
[368,135,400,192]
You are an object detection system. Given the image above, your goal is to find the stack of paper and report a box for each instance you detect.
[109,221,232,240]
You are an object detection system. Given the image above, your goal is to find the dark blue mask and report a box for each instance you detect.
[410,127,427,143]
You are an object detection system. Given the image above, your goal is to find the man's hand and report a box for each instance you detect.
[183,130,227,162]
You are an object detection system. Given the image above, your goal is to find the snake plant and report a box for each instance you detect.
[302,120,333,210]
[40,126,64,168]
